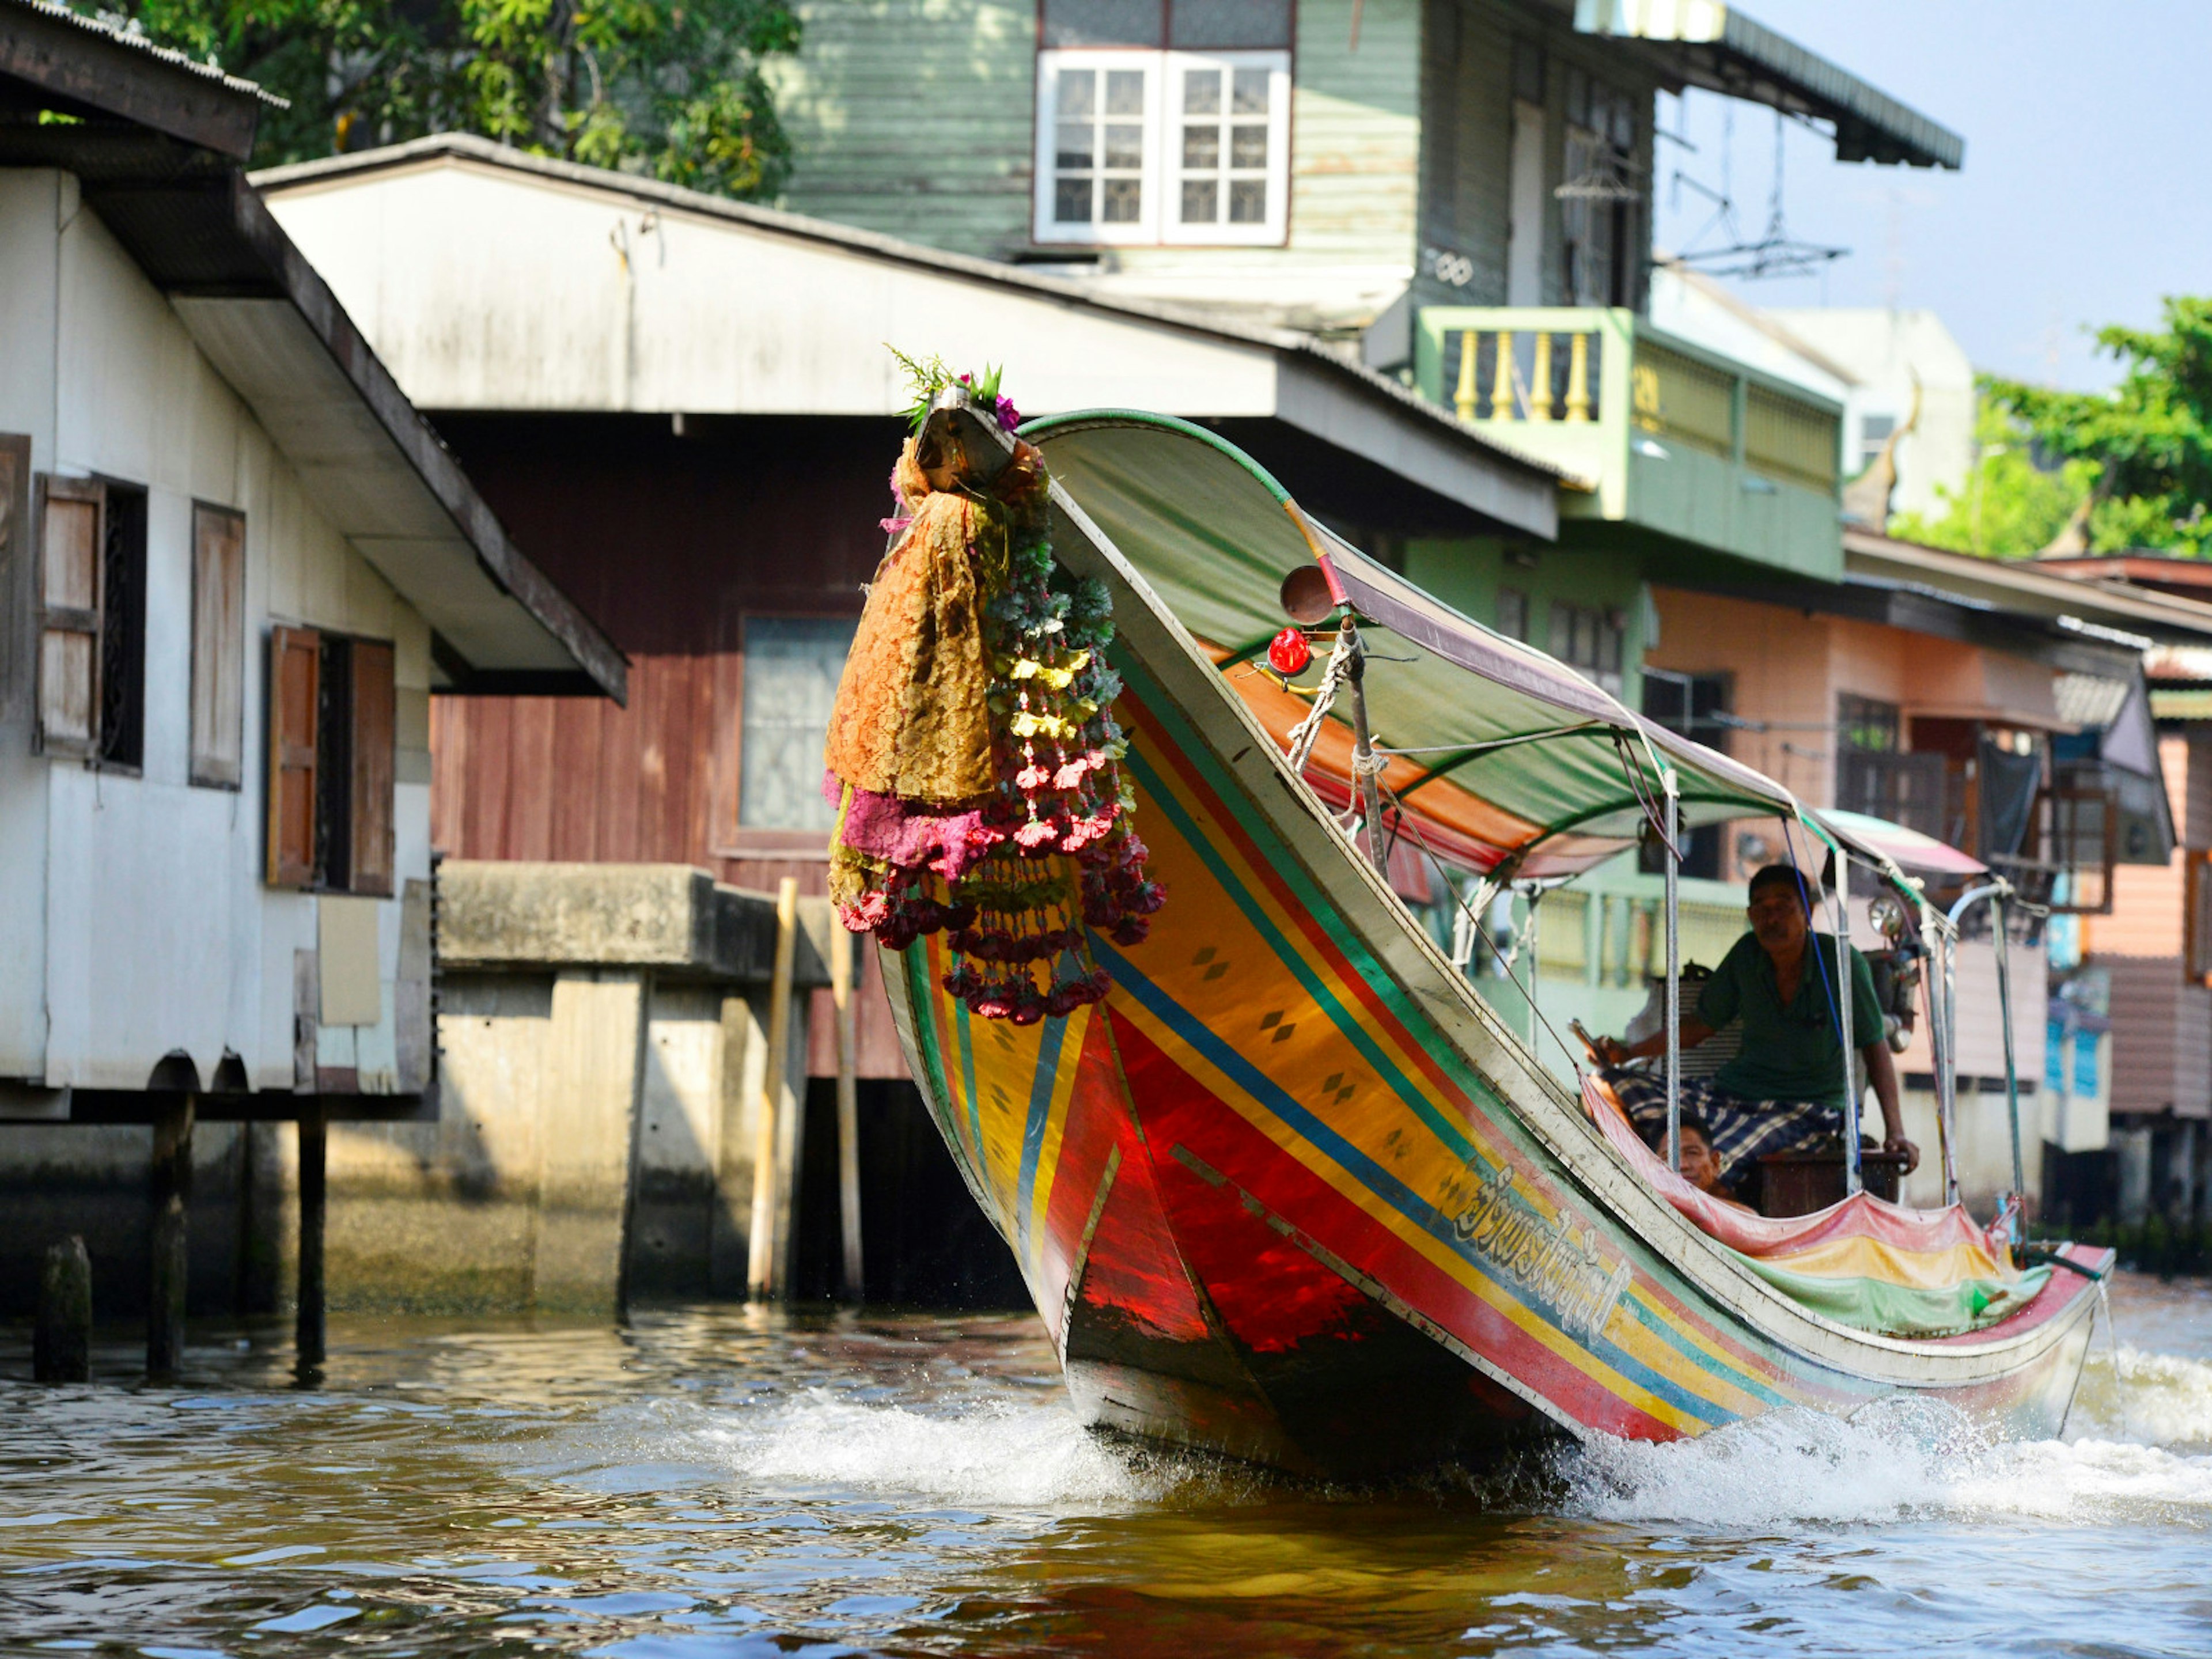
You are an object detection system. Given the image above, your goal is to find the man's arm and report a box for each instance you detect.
[1598,1018,1714,1066]
[1861,1041,1919,1173]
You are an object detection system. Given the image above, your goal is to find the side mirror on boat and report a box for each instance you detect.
[1279,564,1338,626]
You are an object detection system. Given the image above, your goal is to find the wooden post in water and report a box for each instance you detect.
[747,878,799,1300]
[833,927,865,1301]
[35,1236,92,1383]
[296,1104,328,1373]
[147,1096,195,1381]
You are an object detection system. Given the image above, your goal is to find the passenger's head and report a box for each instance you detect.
[1745,863,1814,957]
[1651,1113,1728,1194]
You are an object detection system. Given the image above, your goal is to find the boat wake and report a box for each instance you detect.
[1560,1344,2212,1530]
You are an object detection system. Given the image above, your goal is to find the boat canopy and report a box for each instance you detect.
[1028,412,1823,882]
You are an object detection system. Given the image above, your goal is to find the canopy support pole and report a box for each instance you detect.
[1663,768,1681,1173]
[1940,881,2009,1211]
[1994,892,2025,1201]
[1339,613,1390,874]
[1939,932,1961,1207]
[1831,850,1862,1196]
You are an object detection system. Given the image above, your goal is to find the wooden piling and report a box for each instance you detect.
[35,1236,92,1383]
[296,1104,327,1373]
[833,929,864,1300]
[147,1096,194,1381]
[746,877,799,1300]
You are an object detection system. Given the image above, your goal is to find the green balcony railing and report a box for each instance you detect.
[1414,307,1847,582]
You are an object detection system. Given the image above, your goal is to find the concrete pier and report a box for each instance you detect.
[327,863,827,1316]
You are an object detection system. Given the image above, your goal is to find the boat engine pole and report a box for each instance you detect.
[1663,767,1681,1173]
[1340,613,1391,874]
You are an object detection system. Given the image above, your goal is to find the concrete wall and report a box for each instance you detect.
[325,967,806,1313]
[0,167,435,1098]
[315,863,825,1314]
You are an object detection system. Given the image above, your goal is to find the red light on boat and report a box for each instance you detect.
[1267,627,1312,676]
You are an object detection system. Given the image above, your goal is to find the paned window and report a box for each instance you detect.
[1548,601,1623,696]
[34,472,144,768]
[1035,0,1290,246]
[1051,60,1154,230]
[1642,669,1730,878]
[1495,588,1528,642]
[266,625,395,895]
[739,616,859,831]
[1859,412,1896,474]
[1560,69,1640,307]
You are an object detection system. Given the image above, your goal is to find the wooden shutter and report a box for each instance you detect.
[349,638,395,897]
[267,625,320,888]
[190,505,246,787]
[2187,850,2212,986]
[36,475,103,757]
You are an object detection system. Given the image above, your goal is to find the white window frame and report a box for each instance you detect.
[1035,48,1164,245]
[1033,47,1291,248]
[1158,50,1291,246]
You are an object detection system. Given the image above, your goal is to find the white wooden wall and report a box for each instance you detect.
[0,168,434,1096]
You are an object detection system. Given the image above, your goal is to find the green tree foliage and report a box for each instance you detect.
[80,0,800,198]
[1888,402,2097,558]
[1893,298,2212,558]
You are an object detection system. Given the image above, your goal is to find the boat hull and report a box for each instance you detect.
[876,480,2107,1477]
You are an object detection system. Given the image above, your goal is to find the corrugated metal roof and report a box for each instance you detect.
[14,0,283,105]
[1575,0,1963,170]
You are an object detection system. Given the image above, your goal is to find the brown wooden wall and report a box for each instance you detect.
[426,413,912,1077]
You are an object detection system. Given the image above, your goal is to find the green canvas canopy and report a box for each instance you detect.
[1027,411,1805,882]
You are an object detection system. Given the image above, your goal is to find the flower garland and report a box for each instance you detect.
[825,361,1162,1022]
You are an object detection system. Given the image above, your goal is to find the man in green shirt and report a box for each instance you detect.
[1596,864,1920,1196]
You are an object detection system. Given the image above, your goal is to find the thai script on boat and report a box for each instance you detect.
[1450,1164,1634,1343]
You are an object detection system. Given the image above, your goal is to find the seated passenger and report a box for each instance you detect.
[1648,1114,1753,1212]
[1593,863,1920,1199]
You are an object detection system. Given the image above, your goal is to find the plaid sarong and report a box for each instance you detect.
[1606,1071,1841,1192]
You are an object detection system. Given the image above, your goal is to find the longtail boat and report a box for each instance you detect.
[832,385,2112,1478]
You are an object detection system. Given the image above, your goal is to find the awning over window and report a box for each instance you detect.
[1574,0,1963,170]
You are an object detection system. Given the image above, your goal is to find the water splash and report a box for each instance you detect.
[1560,1349,2212,1531]
[2070,1345,2212,1449]
[694,1389,1208,1509]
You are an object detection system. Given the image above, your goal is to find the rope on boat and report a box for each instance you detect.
[1284,624,1357,777]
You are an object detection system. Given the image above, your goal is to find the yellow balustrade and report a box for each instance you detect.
[1453,330,1480,422]
[1566,332,1592,423]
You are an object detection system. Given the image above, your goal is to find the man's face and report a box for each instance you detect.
[1747,880,1810,957]
[1679,1128,1725,1194]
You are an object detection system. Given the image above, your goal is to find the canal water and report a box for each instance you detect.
[4,1273,2208,1657]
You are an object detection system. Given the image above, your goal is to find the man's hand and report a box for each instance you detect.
[1594,1036,1631,1067]
[1883,1134,1920,1176]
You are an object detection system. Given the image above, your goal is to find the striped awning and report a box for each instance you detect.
[1028,412,1809,882]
